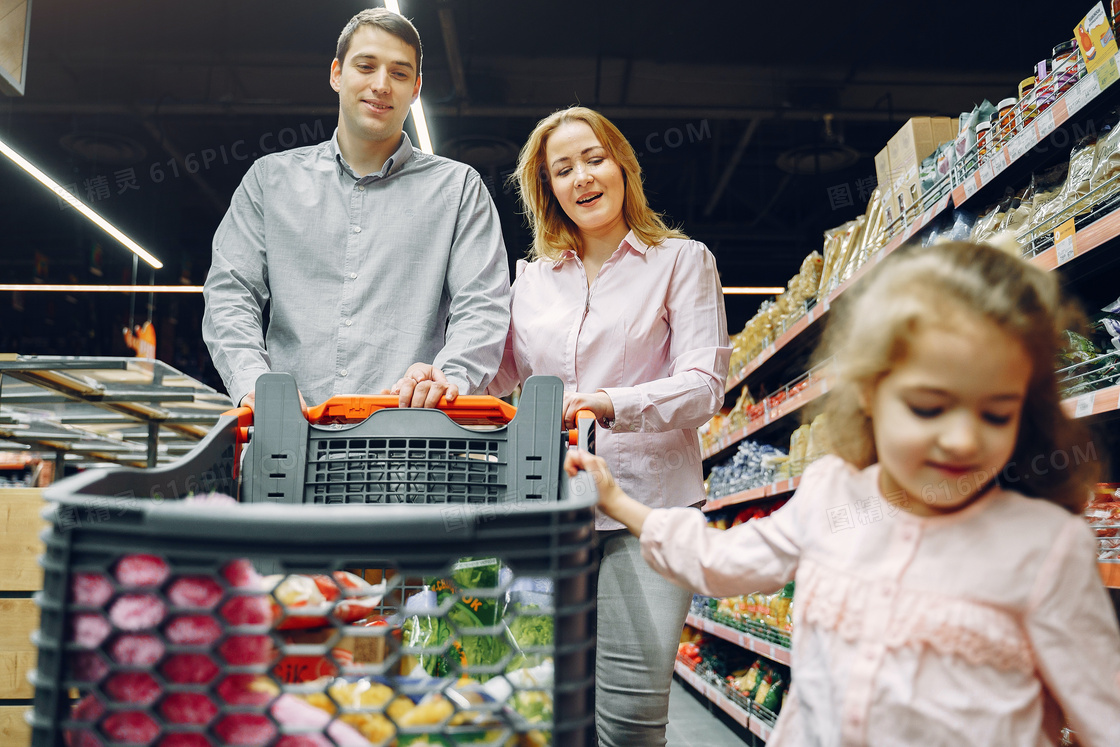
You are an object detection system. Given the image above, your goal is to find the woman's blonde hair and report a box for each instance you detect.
[818,240,1097,513]
[510,106,686,261]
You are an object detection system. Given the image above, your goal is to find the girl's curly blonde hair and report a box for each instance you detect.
[818,240,1097,513]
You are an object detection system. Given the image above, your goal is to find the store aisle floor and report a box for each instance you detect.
[667,677,747,746]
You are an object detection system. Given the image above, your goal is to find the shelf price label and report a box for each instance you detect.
[1099,56,1120,90]
[1035,108,1057,140]
[1009,128,1038,162]
[990,150,1009,176]
[1076,392,1096,418]
[962,177,978,200]
[1071,73,1100,115]
[1054,217,1077,265]
[978,161,994,183]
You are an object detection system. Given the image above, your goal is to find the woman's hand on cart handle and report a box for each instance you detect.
[383,363,459,409]
[238,389,308,415]
[563,391,615,430]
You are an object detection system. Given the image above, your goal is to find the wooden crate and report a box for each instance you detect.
[0,488,45,747]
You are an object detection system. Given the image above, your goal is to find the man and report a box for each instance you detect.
[203,9,510,411]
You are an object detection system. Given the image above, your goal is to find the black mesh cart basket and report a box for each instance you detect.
[28,374,598,747]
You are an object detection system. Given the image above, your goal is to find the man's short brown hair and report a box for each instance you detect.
[335,8,422,75]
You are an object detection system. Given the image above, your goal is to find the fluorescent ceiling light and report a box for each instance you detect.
[723,287,787,295]
[0,284,201,293]
[0,137,163,269]
[383,0,433,154]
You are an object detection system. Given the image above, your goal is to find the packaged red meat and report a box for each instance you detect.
[114,554,170,588]
[104,672,161,705]
[159,692,218,725]
[109,634,164,665]
[70,573,113,607]
[164,615,222,646]
[108,593,166,630]
[166,576,223,609]
[160,653,220,685]
[71,613,111,649]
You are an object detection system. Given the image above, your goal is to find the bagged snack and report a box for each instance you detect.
[804,413,830,464]
[817,224,848,296]
[1091,122,1120,196]
[1030,136,1099,231]
[835,216,868,284]
[788,424,811,476]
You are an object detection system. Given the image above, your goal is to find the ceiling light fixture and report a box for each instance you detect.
[383,0,434,154]
[0,284,201,293]
[723,287,787,295]
[0,136,164,269]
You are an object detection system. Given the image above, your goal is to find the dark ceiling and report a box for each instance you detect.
[0,0,1097,387]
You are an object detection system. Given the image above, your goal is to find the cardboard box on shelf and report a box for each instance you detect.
[888,117,957,216]
[874,146,895,226]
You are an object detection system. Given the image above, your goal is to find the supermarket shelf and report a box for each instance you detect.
[952,52,1120,210]
[725,197,952,396]
[723,195,953,396]
[725,303,828,392]
[1029,206,1120,272]
[1101,561,1120,589]
[673,659,750,729]
[1060,384,1120,419]
[703,477,801,513]
[675,659,777,742]
[686,612,793,666]
[703,376,830,462]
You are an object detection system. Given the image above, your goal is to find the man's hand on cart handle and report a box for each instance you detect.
[239,389,308,415]
[563,391,615,430]
[383,363,459,409]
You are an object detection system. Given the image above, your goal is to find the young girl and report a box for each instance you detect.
[566,241,1120,746]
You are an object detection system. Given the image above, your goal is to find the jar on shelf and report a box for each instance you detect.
[1052,40,1083,101]
[1019,76,1039,128]
[996,97,1019,147]
[976,121,991,165]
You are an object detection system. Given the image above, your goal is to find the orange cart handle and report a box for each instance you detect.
[225,396,516,427]
[567,409,597,447]
[307,394,517,426]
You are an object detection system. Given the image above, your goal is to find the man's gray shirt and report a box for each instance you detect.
[203,132,511,407]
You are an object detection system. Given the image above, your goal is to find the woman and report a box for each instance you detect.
[492,107,731,746]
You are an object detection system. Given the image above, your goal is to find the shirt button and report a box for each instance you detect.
[349,273,357,279]
[344,319,353,327]
[357,185,365,192]
[352,226,362,233]
[340,369,348,377]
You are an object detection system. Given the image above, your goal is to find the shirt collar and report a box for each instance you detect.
[331,130,416,181]
[550,229,648,269]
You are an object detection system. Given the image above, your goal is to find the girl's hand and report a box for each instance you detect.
[564,449,622,508]
[562,391,615,429]
[564,450,652,536]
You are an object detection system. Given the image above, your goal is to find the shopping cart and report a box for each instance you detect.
[28,373,598,747]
